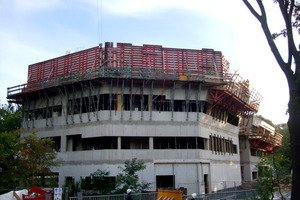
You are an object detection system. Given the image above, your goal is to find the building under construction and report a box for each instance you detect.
[7,42,282,194]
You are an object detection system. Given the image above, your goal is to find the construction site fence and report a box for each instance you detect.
[68,189,257,200]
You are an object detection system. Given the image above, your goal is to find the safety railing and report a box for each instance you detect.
[68,189,257,200]
[239,126,283,148]
[7,66,230,98]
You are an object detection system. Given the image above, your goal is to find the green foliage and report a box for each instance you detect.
[81,169,115,195]
[0,104,23,188]
[275,123,292,171]
[0,129,22,188]
[253,158,274,200]
[63,178,81,197]
[115,158,151,194]
[0,104,60,188]
[65,159,151,196]
[18,131,61,187]
[0,104,22,133]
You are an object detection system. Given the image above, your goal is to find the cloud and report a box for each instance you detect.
[82,0,237,20]
[11,0,62,13]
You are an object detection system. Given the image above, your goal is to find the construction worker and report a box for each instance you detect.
[126,189,133,200]
[191,193,197,199]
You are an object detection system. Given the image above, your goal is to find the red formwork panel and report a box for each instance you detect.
[26,42,228,86]
[27,46,104,85]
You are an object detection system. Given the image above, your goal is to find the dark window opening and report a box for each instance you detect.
[132,94,142,111]
[250,148,266,157]
[156,175,175,189]
[52,106,62,116]
[123,95,130,111]
[252,171,258,180]
[174,100,183,112]
[233,144,237,154]
[67,135,117,151]
[152,95,171,112]
[154,137,207,150]
[121,137,149,149]
[82,176,116,192]
[154,137,175,149]
[46,136,61,152]
[65,176,74,187]
[26,105,62,120]
[189,101,197,112]
[227,113,239,126]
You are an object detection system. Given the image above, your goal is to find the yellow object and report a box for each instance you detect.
[117,95,122,110]
[179,75,187,80]
[157,189,182,200]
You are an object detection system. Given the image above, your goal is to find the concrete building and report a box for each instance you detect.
[7,42,267,194]
[239,116,283,183]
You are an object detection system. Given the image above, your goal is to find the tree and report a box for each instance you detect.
[0,104,22,133]
[18,131,61,187]
[276,123,292,171]
[80,169,115,195]
[0,130,22,188]
[0,104,60,188]
[0,104,22,188]
[242,0,300,198]
[254,157,274,200]
[115,158,151,194]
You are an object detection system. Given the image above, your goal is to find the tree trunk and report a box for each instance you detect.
[288,97,300,199]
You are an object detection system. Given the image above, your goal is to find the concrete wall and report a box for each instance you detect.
[27,112,241,194]
[239,136,260,182]
[21,83,242,194]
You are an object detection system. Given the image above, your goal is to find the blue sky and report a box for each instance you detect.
[0,0,294,124]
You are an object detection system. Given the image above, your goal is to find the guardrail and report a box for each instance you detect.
[7,66,229,97]
[68,189,257,200]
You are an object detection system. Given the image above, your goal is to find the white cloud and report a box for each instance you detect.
[11,0,62,13]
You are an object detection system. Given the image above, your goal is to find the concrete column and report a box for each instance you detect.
[60,135,67,153]
[118,137,121,149]
[149,137,153,149]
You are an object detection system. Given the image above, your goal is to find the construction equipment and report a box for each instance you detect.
[22,186,52,200]
[157,189,183,200]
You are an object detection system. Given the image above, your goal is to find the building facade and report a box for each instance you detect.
[239,116,283,183]
[7,42,264,194]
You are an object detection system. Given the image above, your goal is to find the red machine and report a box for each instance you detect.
[22,186,52,200]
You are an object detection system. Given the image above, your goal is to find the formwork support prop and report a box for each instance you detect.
[141,80,144,121]
[63,86,69,125]
[186,82,191,121]
[121,79,124,120]
[24,95,30,129]
[51,95,55,127]
[171,81,175,121]
[71,85,76,124]
[196,83,202,121]
[88,81,94,122]
[44,90,50,127]
[109,79,113,120]
[130,79,133,120]
[150,80,153,121]
[96,84,101,121]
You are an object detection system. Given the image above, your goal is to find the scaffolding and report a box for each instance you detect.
[209,72,263,117]
[239,117,283,152]
[7,42,262,117]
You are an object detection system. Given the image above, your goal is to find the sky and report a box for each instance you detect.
[0,0,296,124]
